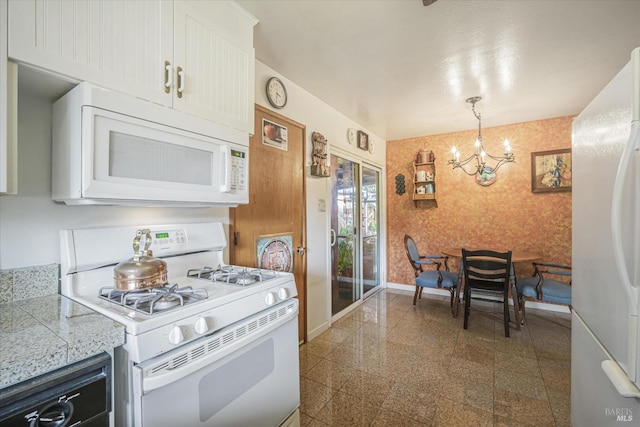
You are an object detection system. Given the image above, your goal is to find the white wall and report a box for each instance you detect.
[0,61,387,341]
[254,61,386,340]
[0,87,229,269]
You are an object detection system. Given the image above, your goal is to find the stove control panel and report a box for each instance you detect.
[151,229,188,253]
[125,277,298,361]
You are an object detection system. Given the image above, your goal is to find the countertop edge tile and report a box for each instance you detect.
[1,295,125,389]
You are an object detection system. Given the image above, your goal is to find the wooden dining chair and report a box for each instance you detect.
[516,262,572,323]
[461,249,514,337]
[404,235,458,309]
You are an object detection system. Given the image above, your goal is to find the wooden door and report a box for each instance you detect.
[230,105,307,343]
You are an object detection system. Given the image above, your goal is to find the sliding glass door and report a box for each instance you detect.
[330,154,382,316]
[362,165,381,296]
[330,155,359,315]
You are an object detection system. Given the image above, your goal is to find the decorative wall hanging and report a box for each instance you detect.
[357,130,369,151]
[310,131,330,177]
[531,148,572,193]
[347,128,356,145]
[262,119,288,151]
[256,233,293,272]
[395,174,406,195]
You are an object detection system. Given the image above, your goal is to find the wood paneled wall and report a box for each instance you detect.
[386,116,573,285]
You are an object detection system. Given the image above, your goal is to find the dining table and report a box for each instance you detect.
[441,247,542,327]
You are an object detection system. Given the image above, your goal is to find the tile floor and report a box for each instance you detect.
[298,288,571,426]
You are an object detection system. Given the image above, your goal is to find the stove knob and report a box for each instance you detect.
[194,317,209,335]
[277,288,289,300]
[168,326,184,345]
[265,292,276,306]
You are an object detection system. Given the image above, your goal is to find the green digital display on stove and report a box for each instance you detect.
[231,149,245,158]
[155,232,169,239]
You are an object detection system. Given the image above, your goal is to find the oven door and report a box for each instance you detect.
[131,299,299,427]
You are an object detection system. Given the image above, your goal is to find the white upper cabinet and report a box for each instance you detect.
[7,0,257,133]
[1,0,17,195]
[173,1,256,134]
[8,0,173,107]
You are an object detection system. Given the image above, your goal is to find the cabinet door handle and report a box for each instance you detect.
[164,61,173,93]
[176,66,184,98]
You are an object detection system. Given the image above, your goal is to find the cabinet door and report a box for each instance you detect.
[1,0,17,195]
[8,0,173,107]
[173,1,256,133]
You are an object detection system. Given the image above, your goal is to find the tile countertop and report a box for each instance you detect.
[0,294,125,389]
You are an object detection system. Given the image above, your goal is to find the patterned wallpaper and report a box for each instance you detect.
[386,116,573,285]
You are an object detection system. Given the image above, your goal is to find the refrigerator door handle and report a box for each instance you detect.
[611,120,640,383]
[601,359,640,398]
[611,120,640,311]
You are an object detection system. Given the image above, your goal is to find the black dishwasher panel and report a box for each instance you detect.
[0,352,111,427]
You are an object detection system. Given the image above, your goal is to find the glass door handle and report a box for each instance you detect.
[330,229,336,246]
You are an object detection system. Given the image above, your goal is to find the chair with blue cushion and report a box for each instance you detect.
[516,262,572,323]
[404,235,458,310]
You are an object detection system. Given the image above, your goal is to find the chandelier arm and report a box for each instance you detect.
[448,154,478,167]
[484,152,515,162]
[452,164,482,176]
[491,157,516,173]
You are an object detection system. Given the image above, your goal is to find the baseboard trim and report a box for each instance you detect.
[385,282,570,314]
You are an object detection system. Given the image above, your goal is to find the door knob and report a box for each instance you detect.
[296,247,306,256]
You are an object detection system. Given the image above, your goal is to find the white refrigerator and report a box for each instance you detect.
[572,47,640,426]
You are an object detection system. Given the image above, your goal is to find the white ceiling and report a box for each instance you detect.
[237,0,640,141]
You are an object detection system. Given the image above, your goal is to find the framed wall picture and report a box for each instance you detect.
[357,130,369,151]
[262,119,288,151]
[531,148,572,193]
[256,233,293,272]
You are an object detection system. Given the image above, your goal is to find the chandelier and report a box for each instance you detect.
[448,96,514,176]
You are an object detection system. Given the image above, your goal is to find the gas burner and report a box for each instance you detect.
[99,284,208,315]
[188,265,277,287]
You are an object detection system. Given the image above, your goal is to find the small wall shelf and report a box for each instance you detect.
[412,160,437,207]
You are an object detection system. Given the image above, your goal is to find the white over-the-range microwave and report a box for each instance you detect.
[52,83,249,207]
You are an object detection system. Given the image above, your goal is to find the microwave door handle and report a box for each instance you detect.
[219,145,231,193]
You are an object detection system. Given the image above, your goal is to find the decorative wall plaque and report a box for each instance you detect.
[310,131,330,177]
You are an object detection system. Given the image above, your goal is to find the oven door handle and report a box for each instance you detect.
[135,300,298,393]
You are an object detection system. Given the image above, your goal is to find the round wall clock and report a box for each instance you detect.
[266,77,287,109]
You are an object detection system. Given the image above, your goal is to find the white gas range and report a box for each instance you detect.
[60,222,300,427]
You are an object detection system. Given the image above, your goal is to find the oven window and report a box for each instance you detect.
[198,338,274,421]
